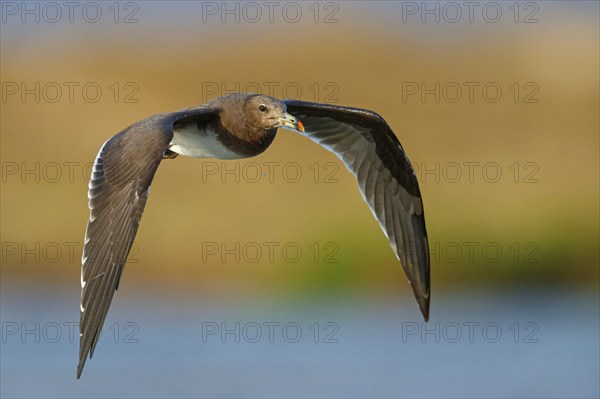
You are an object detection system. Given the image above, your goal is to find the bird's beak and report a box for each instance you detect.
[277,113,305,133]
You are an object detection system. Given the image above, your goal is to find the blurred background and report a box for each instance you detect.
[1,1,598,397]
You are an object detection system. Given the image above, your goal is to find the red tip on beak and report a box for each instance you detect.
[297,120,305,133]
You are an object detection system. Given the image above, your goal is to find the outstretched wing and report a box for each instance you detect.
[284,100,430,320]
[78,108,218,378]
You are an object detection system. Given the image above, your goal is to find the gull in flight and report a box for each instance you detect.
[78,93,430,378]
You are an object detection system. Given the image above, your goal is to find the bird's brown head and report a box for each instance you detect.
[239,94,304,134]
[214,93,304,154]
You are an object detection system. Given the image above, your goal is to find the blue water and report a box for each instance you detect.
[1,286,598,398]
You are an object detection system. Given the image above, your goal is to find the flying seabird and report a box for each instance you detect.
[77,93,430,378]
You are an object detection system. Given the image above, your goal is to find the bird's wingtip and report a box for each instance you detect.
[421,307,430,322]
[77,355,87,379]
[417,293,430,322]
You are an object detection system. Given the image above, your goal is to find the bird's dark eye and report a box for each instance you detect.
[258,104,268,113]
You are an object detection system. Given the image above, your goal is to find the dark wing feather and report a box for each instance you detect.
[284,100,430,320]
[78,108,218,378]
